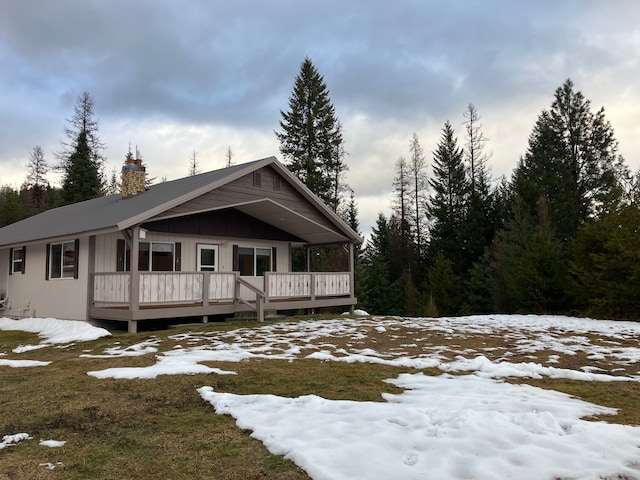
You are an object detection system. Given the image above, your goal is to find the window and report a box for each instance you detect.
[253,172,262,187]
[119,240,178,272]
[10,247,25,274]
[48,241,77,279]
[197,244,218,271]
[236,246,272,276]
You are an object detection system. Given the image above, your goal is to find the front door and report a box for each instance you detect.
[197,244,218,271]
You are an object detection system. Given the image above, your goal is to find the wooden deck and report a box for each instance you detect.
[89,271,356,332]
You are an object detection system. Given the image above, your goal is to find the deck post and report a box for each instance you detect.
[233,273,240,304]
[310,272,316,301]
[349,242,355,314]
[86,235,96,320]
[256,294,264,322]
[202,272,210,307]
[128,226,141,334]
[128,320,138,334]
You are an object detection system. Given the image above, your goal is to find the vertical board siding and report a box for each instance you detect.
[153,166,338,233]
[8,240,89,320]
[95,233,289,276]
[0,249,8,295]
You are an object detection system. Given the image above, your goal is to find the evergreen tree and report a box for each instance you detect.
[225,146,234,168]
[510,199,569,313]
[0,186,25,227]
[57,92,105,203]
[572,203,640,319]
[427,121,468,273]
[106,168,121,195]
[464,251,494,314]
[408,133,428,258]
[361,213,401,315]
[462,104,496,272]
[392,156,413,270]
[61,130,103,204]
[463,104,491,195]
[188,149,200,176]
[24,145,49,212]
[423,254,461,316]
[276,57,345,210]
[339,188,360,233]
[401,270,420,316]
[512,79,628,241]
[488,197,536,312]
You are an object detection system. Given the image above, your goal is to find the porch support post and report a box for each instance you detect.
[349,243,356,314]
[128,225,141,334]
[305,245,311,273]
[86,235,96,321]
[202,272,210,307]
[256,294,264,322]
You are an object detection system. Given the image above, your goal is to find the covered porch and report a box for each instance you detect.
[89,269,356,333]
[88,182,361,333]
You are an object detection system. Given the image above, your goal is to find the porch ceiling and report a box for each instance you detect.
[234,199,350,245]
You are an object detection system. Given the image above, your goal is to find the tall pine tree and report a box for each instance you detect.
[276,57,346,210]
[361,213,401,315]
[427,121,468,274]
[58,92,105,204]
[408,133,428,259]
[24,145,49,213]
[511,79,628,241]
[462,104,496,272]
[392,156,413,271]
[61,130,103,204]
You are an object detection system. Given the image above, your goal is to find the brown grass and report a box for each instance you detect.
[1,316,640,479]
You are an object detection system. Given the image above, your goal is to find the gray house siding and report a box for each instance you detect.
[143,209,303,243]
[0,248,8,299]
[94,231,290,274]
[2,238,90,320]
[153,166,340,234]
[0,158,360,327]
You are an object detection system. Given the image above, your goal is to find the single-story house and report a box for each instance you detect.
[0,155,361,332]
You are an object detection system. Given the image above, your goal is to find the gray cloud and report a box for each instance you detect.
[1,0,639,236]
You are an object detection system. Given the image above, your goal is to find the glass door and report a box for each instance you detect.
[197,244,218,271]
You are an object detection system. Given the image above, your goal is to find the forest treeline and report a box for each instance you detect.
[355,80,640,320]
[2,59,639,321]
[273,59,640,321]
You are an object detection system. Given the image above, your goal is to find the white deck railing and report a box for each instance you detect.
[93,272,130,304]
[266,272,350,298]
[139,272,203,304]
[93,271,352,306]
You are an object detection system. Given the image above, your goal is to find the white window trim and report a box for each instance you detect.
[197,244,219,272]
[11,247,23,274]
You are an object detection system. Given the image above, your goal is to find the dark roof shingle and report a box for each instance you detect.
[0,158,268,246]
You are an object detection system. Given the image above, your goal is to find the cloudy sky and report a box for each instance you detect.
[1,1,639,236]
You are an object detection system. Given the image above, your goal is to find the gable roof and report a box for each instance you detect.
[0,156,361,247]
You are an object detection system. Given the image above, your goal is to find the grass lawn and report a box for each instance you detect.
[1,316,640,479]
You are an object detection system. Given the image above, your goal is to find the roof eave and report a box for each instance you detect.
[268,161,363,244]
[116,156,277,231]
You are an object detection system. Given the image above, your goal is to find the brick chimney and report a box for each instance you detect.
[121,147,146,199]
